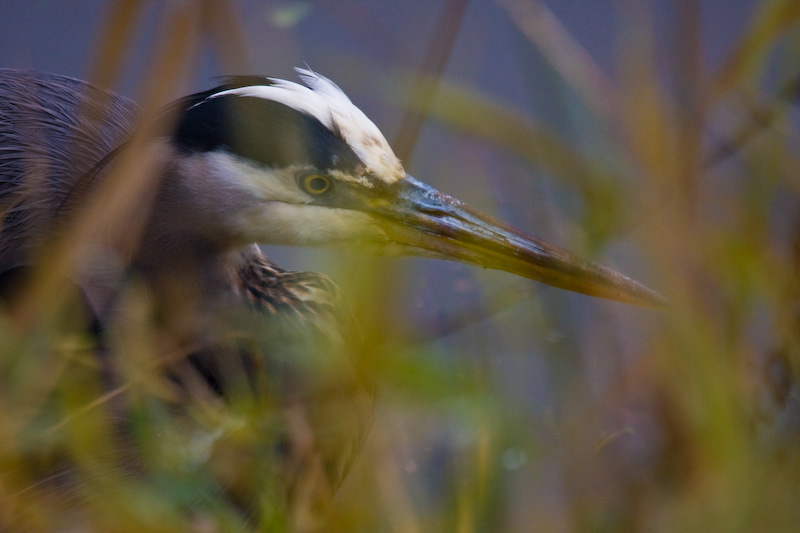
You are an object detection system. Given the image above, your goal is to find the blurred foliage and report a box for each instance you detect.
[2,0,800,532]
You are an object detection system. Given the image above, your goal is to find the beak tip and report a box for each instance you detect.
[591,269,667,309]
[623,286,668,309]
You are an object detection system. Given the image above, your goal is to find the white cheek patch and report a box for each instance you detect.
[205,68,406,185]
[248,203,389,246]
[204,151,312,204]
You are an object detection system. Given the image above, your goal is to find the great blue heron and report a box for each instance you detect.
[0,68,662,530]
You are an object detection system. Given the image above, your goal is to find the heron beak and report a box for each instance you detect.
[374,176,664,307]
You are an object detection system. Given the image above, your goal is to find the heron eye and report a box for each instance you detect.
[298,173,332,195]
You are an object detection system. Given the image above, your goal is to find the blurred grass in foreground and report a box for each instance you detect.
[2,0,800,531]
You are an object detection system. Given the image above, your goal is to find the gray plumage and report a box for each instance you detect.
[0,70,137,267]
[0,70,373,526]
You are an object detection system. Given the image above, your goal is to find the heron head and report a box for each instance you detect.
[168,68,663,307]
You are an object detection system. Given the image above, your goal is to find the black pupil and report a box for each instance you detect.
[308,176,328,192]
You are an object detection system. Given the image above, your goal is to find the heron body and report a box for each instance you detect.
[0,68,661,528]
[0,70,372,526]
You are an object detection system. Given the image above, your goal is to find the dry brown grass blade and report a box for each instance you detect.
[498,0,617,125]
[710,0,800,100]
[704,90,797,167]
[672,0,704,213]
[392,0,469,162]
[701,1,800,169]
[86,0,148,88]
[705,67,800,168]
[200,0,253,73]
[11,3,203,333]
